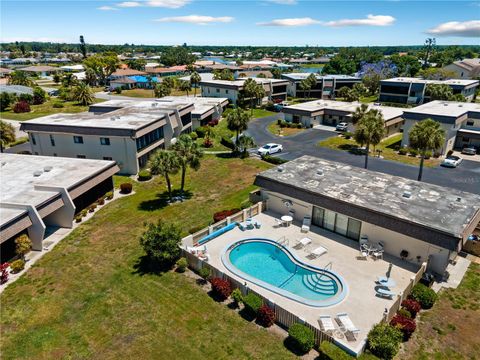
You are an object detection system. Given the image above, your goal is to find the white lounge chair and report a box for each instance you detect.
[336,313,360,340]
[295,237,312,249]
[301,216,311,233]
[307,245,327,258]
[274,218,284,227]
[318,315,335,335]
[376,287,395,299]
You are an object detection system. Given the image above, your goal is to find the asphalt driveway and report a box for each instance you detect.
[246,115,480,195]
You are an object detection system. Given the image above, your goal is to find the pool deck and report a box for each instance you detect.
[201,211,418,354]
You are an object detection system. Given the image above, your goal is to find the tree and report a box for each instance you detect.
[73,82,94,105]
[79,35,87,59]
[226,107,251,149]
[53,73,61,84]
[243,78,265,112]
[160,47,195,66]
[337,86,351,100]
[139,220,182,268]
[8,71,33,86]
[148,150,180,202]
[0,92,14,111]
[15,234,32,260]
[237,135,255,157]
[271,68,282,79]
[190,71,201,97]
[420,67,456,80]
[409,118,445,181]
[422,38,436,69]
[171,134,203,196]
[425,84,453,101]
[353,82,367,97]
[162,76,174,89]
[351,103,369,125]
[85,68,97,86]
[154,82,171,97]
[83,52,119,85]
[62,73,78,87]
[126,58,146,71]
[353,109,385,169]
[0,120,16,152]
[213,69,234,81]
[178,80,191,97]
[32,86,47,105]
[306,73,317,98]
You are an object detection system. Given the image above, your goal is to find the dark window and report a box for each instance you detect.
[226,90,229,94]
[216,88,220,93]
[31,134,36,145]
[34,152,38,155]
[466,121,474,126]
[49,134,55,146]
[103,156,113,161]
[77,154,86,158]
[463,137,470,142]
[100,137,110,145]
[53,153,57,157]
[136,127,164,151]
[74,136,84,144]
[381,84,409,95]
[181,113,192,126]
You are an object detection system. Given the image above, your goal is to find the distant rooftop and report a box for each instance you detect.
[255,156,480,239]
[0,85,33,95]
[403,100,480,118]
[282,73,360,81]
[382,77,479,87]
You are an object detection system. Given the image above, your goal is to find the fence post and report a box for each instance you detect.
[243,209,248,221]
[226,216,231,225]
[257,202,262,214]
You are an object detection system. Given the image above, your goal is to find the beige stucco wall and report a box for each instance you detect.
[201,85,238,104]
[401,118,457,154]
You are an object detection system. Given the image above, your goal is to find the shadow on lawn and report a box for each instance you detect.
[138,189,192,211]
[283,337,312,357]
[132,255,173,275]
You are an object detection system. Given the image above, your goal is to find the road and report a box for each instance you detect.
[245,115,480,195]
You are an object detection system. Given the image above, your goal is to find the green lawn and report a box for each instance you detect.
[250,108,276,118]
[195,118,235,152]
[398,263,480,360]
[267,121,306,137]
[0,98,106,121]
[318,134,441,168]
[335,95,378,103]
[0,156,297,360]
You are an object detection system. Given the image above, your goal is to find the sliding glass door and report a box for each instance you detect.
[311,206,362,241]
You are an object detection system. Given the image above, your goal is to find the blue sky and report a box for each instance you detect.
[1,0,479,46]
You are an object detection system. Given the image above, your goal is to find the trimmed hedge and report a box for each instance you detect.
[257,305,275,327]
[261,154,288,165]
[243,292,262,315]
[213,208,240,223]
[231,288,243,305]
[120,183,133,194]
[390,314,416,341]
[319,341,353,360]
[176,257,188,273]
[105,191,114,200]
[401,299,421,318]
[367,323,403,360]
[210,277,232,301]
[288,323,315,353]
[10,259,25,273]
[410,283,437,309]
[138,170,152,181]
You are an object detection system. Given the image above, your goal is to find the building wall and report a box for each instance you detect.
[401,118,457,154]
[28,132,139,174]
[201,85,238,103]
[444,64,470,79]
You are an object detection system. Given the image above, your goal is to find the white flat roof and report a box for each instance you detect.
[382,77,479,86]
[0,154,116,225]
[403,100,480,117]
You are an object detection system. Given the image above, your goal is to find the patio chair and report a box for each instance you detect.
[318,315,336,335]
[254,220,262,229]
[375,286,395,299]
[371,249,384,261]
[335,313,360,341]
[307,245,327,259]
[301,216,311,233]
[357,246,369,260]
[274,218,284,228]
[294,237,312,249]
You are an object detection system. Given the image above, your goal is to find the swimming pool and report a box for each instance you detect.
[222,238,347,307]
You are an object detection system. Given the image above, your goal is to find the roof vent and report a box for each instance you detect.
[316,168,324,176]
[110,117,116,121]
[402,191,412,199]
[33,170,43,177]
[277,166,284,172]
[456,197,462,202]
[43,166,53,172]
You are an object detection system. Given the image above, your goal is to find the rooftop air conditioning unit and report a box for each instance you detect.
[316,169,324,177]
[277,166,284,172]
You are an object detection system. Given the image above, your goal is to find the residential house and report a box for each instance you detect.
[444,58,480,79]
[281,73,362,99]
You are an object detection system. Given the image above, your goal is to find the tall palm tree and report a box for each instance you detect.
[62,73,78,87]
[178,80,192,97]
[237,135,255,158]
[353,109,385,169]
[243,78,258,112]
[190,71,201,97]
[306,73,317,98]
[226,107,251,149]
[149,150,180,202]
[0,120,16,153]
[351,103,369,125]
[73,82,94,105]
[299,79,311,99]
[171,134,203,196]
[409,118,445,181]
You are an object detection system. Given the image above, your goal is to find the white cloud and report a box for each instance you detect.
[265,0,298,4]
[258,17,320,27]
[155,15,234,25]
[97,5,119,11]
[323,14,396,27]
[116,0,190,8]
[426,20,480,37]
[117,1,141,7]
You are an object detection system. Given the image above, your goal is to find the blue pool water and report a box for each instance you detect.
[224,239,347,306]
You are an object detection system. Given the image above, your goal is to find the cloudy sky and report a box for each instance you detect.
[1,0,479,46]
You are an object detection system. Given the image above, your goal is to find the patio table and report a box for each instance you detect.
[281,215,293,226]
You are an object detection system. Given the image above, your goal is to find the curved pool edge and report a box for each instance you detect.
[221,238,348,308]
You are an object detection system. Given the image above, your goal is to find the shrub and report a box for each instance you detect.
[33,87,47,105]
[261,154,288,165]
[423,151,432,159]
[198,267,210,281]
[433,151,441,158]
[210,277,232,301]
[288,323,315,353]
[344,131,353,139]
[296,123,302,129]
[97,198,105,206]
[213,208,240,223]
[243,292,263,315]
[257,305,275,327]
[409,148,418,156]
[319,341,354,360]
[52,101,64,108]
[203,138,213,148]
[13,100,31,113]
[397,308,412,319]
[279,121,287,128]
[18,93,33,104]
[75,215,82,223]
[10,259,25,273]
[188,225,203,234]
[120,183,132,194]
[15,234,31,258]
[114,87,122,94]
[176,257,188,273]
[105,191,113,200]
[139,220,182,267]
[231,288,243,305]
[138,170,152,181]
[220,136,235,150]
[398,148,408,155]
[367,323,402,360]
[401,299,421,318]
[0,263,9,284]
[277,119,282,125]
[88,204,96,213]
[410,283,438,309]
[0,92,13,111]
[446,149,453,157]
[390,314,416,341]
[208,119,219,127]
[80,209,88,217]
[189,132,198,140]
[196,126,207,138]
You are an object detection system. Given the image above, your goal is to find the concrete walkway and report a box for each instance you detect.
[431,256,471,292]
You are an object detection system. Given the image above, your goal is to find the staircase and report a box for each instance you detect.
[302,273,337,295]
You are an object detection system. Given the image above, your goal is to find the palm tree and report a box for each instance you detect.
[226,107,251,149]
[154,82,171,98]
[243,78,258,111]
[73,82,94,105]
[351,103,369,125]
[353,109,385,169]
[299,79,311,99]
[0,120,16,153]
[178,80,192,97]
[190,71,201,97]
[306,73,317,98]
[409,118,445,181]
[8,71,33,86]
[171,134,203,196]
[62,73,78,87]
[148,150,180,202]
[237,135,255,158]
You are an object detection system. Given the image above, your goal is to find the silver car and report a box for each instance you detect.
[461,147,477,155]
[441,155,463,168]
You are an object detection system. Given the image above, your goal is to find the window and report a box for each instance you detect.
[74,136,84,144]
[103,156,113,161]
[136,127,164,151]
[100,137,110,145]
[347,218,361,240]
[216,88,220,93]
[226,90,229,94]
[53,153,57,157]
[466,121,474,126]
[31,134,36,145]
[49,134,55,147]
[77,154,86,158]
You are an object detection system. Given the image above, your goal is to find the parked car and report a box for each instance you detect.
[461,146,477,155]
[441,155,463,168]
[258,143,283,155]
[336,122,348,131]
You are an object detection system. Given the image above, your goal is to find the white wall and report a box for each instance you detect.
[401,119,457,154]
[201,85,238,103]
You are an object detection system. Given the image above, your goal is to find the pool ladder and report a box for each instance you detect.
[277,236,289,247]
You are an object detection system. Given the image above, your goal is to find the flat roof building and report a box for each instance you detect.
[281,73,362,99]
[0,154,119,260]
[379,77,479,105]
[255,156,480,275]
